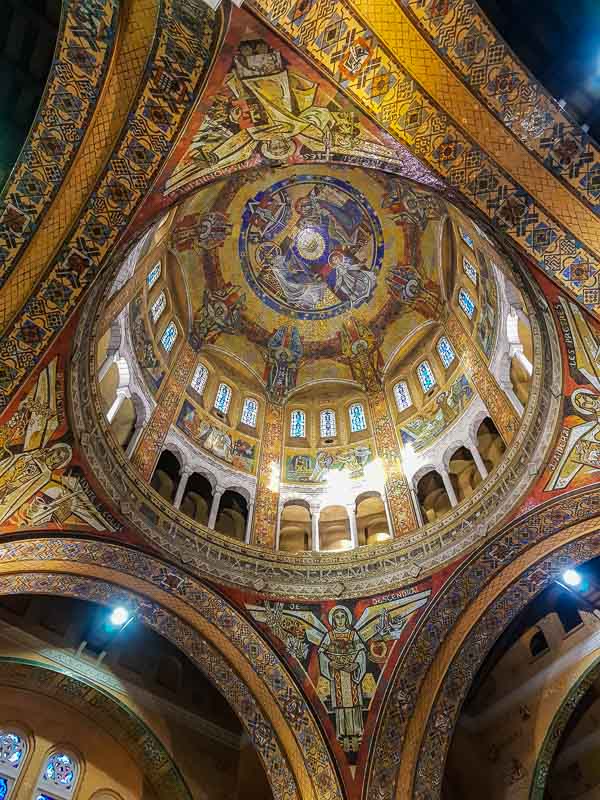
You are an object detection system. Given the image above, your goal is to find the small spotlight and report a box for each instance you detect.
[562,569,582,588]
[110,607,130,627]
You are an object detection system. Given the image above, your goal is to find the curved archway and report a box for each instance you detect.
[367,486,600,800]
[0,536,343,800]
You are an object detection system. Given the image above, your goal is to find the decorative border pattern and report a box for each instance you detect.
[70,201,560,598]
[0,0,224,410]
[367,487,600,799]
[0,0,120,286]
[0,538,343,800]
[529,655,600,799]
[0,658,192,800]
[248,0,600,319]
[401,0,600,213]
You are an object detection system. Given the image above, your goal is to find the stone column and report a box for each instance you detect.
[446,313,520,444]
[408,484,424,527]
[244,499,254,545]
[98,352,117,382]
[106,388,130,424]
[208,487,224,530]
[173,466,192,510]
[125,422,144,459]
[251,402,284,548]
[311,506,320,552]
[346,503,359,549]
[469,442,489,480]
[441,469,458,508]
[367,388,419,536]
[131,342,198,479]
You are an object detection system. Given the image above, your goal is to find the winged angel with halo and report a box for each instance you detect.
[247,590,430,751]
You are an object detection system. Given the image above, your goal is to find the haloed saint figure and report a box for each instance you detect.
[318,606,367,751]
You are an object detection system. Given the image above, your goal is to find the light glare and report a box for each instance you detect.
[562,569,582,588]
[110,606,130,626]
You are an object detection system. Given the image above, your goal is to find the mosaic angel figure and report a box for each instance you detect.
[247,589,430,752]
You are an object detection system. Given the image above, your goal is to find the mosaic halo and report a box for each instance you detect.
[238,175,384,320]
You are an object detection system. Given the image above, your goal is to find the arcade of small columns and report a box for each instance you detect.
[95,303,523,551]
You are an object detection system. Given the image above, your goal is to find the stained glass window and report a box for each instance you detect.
[160,321,178,352]
[290,409,306,438]
[214,383,232,414]
[150,291,166,323]
[44,754,75,788]
[241,397,258,427]
[0,778,7,800]
[463,256,478,285]
[320,409,337,438]
[147,262,161,288]
[460,228,474,249]
[35,795,53,800]
[0,733,25,769]
[349,403,367,433]
[437,336,456,368]
[191,363,208,395]
[394,381,412,411]
[458,288,476,319]
[417,360,436,392]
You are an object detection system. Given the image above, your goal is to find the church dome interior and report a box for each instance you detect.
[1,0,600,798]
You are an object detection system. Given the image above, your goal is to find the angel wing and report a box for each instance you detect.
[247,601,328,646]
[354,589,431,643]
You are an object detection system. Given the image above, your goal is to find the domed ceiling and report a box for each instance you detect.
[169,164,452,398]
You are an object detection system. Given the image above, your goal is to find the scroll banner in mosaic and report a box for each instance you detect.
[0,0,223,411]
[247,0,600,320]
[0,0,119,289]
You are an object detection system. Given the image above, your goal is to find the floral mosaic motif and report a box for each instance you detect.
[402,0,600,211]
[238,175,384,320]
[251,0,600,321]
[0,0,223,411]
[0,0,119,284]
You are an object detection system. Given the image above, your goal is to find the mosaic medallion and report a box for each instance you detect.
[239,175,384,319]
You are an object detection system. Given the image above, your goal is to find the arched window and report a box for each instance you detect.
[150,291,166,323]
[147,262,161,289]
[191,363,208,396]
[160,321,178,352]
[437,336,456,368]
[290,409,306,438]
[458,288,476,319]
[35,752,78,799]
[214,383,232,415]
[349,403,367,433]
[320,409,337,438]
[460,228,474,249]
[0,731,27,799]
[463,256,478,285]
[241,398,258,427]
[416,360,436,392]
[394,381,412,411]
